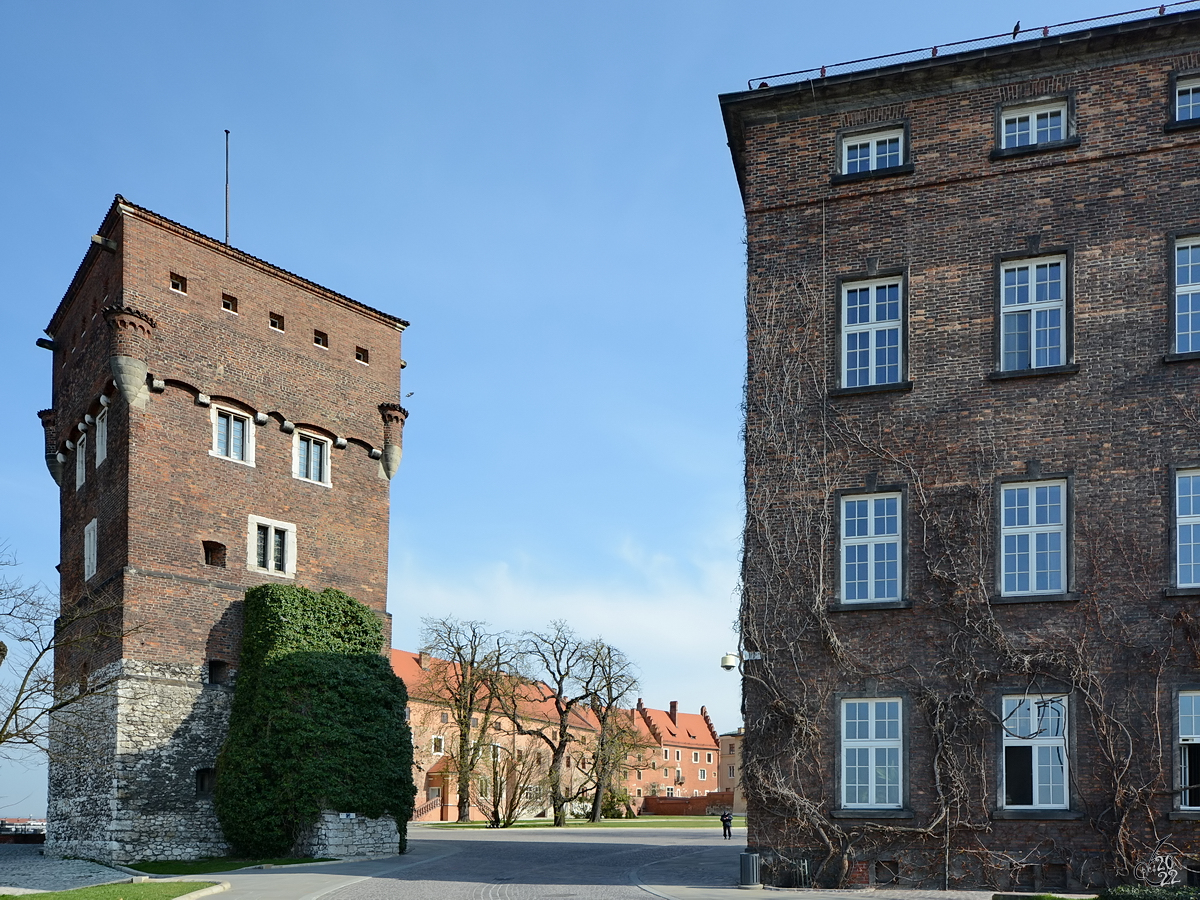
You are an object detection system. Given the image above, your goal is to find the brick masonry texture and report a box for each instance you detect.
[42,198,407,864]
[722,11,1200,891]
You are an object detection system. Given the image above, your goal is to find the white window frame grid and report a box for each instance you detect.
[842,278,903,388]
[75,433,86,490]
[1000,480,1066,596]
[1176,238,1200,354]
[699,769,707,780]
[841,698,902,809]
[841,128,904,174]
[293,431,331,486]
[83,518,97,581]
[840,492,902,603]
[210,406,255,466]
[1181,692,1200,809]
[1000,256,1066,371]
[692,751,700,763]
[1177,471,1200,588]
[1001,101,1067,149]
[246,515,296,578]
[1178,77,1200,122]
[95,408,107,467]
[728,765,736,778]
[1001,694,1068,809]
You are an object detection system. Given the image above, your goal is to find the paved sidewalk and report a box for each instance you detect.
[0,845,128,894]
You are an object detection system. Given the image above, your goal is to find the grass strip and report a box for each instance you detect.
[0,882,216,900]
[128,858,332,876]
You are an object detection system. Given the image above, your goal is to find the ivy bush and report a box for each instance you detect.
[214,585,416,857]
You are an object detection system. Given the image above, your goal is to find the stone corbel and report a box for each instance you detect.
[103,305,157,410]
[38,409,61,485]
[378,403,409,480]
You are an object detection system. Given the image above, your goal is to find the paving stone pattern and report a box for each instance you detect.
[0,844,126,893]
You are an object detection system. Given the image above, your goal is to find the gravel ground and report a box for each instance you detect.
[0,845,127,894]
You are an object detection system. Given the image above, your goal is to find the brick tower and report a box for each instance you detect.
[38,196,408,863]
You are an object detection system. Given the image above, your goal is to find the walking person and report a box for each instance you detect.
[720,810,733,840]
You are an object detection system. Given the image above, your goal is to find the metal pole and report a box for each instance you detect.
[224,130,230,245]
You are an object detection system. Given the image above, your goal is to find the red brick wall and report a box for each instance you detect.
[48,200,406,672]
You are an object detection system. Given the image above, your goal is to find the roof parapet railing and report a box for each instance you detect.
[747,0,1200,90]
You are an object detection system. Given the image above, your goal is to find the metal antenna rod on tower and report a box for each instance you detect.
[224,130,230,245]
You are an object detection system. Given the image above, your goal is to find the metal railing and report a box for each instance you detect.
[747,0,1200,90]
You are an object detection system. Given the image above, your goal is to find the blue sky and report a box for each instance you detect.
[1,0,1125,817]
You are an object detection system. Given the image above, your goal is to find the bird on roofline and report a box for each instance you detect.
[1012,20,1020,39]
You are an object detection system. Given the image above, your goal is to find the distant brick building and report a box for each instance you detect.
[721,8,1200,891]
[393,650,722,820]
[39,196,408,863]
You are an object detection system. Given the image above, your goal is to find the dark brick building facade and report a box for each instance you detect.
[721,10,1200,890]
[38,196,408,862]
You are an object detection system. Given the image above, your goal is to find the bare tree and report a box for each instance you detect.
[471,736,549,828]
[0,551,121,758]
[585,644,640,822]
[414,617,515,822]
[499,622,636,826]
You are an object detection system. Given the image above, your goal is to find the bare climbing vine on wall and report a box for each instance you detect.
[739,275,1193,889]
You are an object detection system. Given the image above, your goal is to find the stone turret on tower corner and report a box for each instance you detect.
[38,195,409,864]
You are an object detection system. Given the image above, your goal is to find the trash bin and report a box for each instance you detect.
[739,852,761,889]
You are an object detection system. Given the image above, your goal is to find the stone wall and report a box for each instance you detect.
[293,812,398,858]
[46,659,232,864]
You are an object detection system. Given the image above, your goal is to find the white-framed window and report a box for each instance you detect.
[1000,481,1066,596]
[842,128,904,174]
[1001,694,1068,809]
[663,748,670,760]
[211,407,255,465]
[1000,256,1066,371]
[1181,692,1200,808]
[83,518,97,581]
[247,515,296,577]
[675,750,681,761]
[706,752,713,763]
[692,751,700,763]
[675,767,682,780]
[728,765,736,778]
[842,278,902,388]
[842,698,902,808]
[293,432,331,485]
[1178,471,1200,588]
[1176,238,1200,354]
[699,769,707,780]
[432,736,445,755]
[95,408,107,467]
[1177,77,1200,122]
[666,786,674,797]
[75,433,86,490]
[840,492,902,603]
[1001,102,1067,148]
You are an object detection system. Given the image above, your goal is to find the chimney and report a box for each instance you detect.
[418,651,430,670]
[669,701,678,725]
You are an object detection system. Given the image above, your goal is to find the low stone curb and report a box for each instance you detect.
[172,882,230,899]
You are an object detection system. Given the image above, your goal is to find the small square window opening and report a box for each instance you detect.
[170,273,187,294]
[314,330,328,348]
[355,346,370,364]
[222,294,239,313]
[202,541,227,567]
[269,312,285,332]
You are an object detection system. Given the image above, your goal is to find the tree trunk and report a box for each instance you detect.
[589,781,604,822]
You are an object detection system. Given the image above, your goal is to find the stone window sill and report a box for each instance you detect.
[988,364,1079,381]
[990,592,1078,605]
[831,163,915,185]
[989,137,1081,160]
[830,808,914,819]
[829,381,914,397]
[992,809,1084,820]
